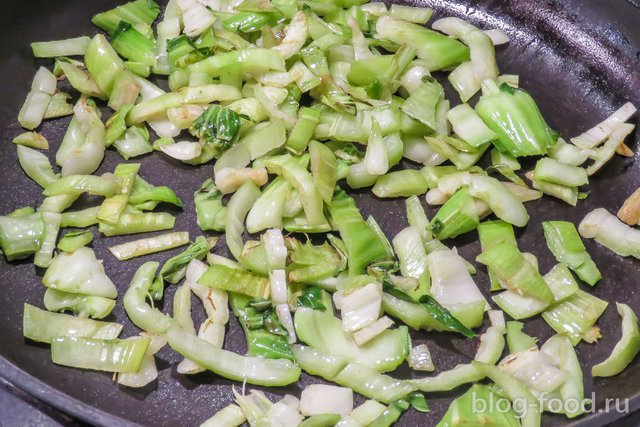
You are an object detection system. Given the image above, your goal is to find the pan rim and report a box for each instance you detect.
[0,357,136,427]
[0,0,639,425]
[2,352,640,426]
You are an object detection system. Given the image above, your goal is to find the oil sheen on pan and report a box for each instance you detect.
[0,0,638,426]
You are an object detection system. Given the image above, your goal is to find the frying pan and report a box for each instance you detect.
[0,0,638,425]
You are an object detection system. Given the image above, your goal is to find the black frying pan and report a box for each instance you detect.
[0,0,639,425]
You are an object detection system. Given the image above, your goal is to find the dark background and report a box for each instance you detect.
[0,0,639,426]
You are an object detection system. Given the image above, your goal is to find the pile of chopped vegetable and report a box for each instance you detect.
[5,0,640,425]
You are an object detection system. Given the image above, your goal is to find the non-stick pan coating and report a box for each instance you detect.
[0,0,638,425]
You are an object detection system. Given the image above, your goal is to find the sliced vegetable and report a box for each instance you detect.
[294,307,409,373]
[108,231,190,260]
[586,122,635,176]
[56,60,105,99]
[408,344,435,372]
[437,384,520,427]
[193,178,226,232]
[150,235,215,299]
[113,125,153,160]
[477,220,517,291]
[33,212,61,268]
[98,211,175,236]
[392,226,429,297]
[427,249,487,328]
[389,4,432,24]
[43,174,117,197]
[432,17,498,85]
[299,384,353,417]
[418,296,478,338]
[112,21,156,66]
[18,67,56,130]
[287,238,346,284]
[618,187,640,226]
[571,102,637,149]
[247,178,291,233]
[353,316,395,346]
[493,264,579,320]
[476,82,556,157]
[299,414,341,427]
[375,16,469,71]
[477,242,553,303]
[91,0,161,34]
[498,347,566,394]
[369,399,411,427]
[117,333,167,388]
[579,208,640,259]
[12,131,49,149]
[44,289,115,319]
[542,289,608,345]
[190,105,241,151]
[430,187,479,239]
[229,293,293,360]
[334,361,417,404]
[506,321,537,353]
[400,78,445,132]
[405,196,432,243]
[60,207,99,228]
[534,157,588,187]
[341,280,383,332]
[129,175,183,208]
[167,325,301,386]
[472,362,541,427]
[51,336,150,373]
[329,189,390,275]
[57,230,93,252]
[17,144,56,187]
[32,36,92,58]
[309,140,337,204]
[123,262,174,334]
[543,221,601,285]
[373,170,429,198]
[43,92,74,119]
[188,48,286,76]
[199,264,270,299]
[56,99,106,176]
[411,316,505,392]
[383,282,478,338]
[200,404,246,427]
[287,108,321,155]
[215,167,268,195]
[97,163,140,224]
[448,61,480,102]
[85,34,142,109]
[265,154,327,228]
[23,303,122,344]
[447,103,497,147]
[178,0,215,37]
[527,170,578,206]
[225,181,261,260]
[548,137,591,166]
[592,303,640,377]
[128,85,241,125]
[540,334,585,418]
[437,173,529,227]
[43,247,117,299]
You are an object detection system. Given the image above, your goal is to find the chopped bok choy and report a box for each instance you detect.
[543,221,601,285]
[579,208,640,259]
[6,0,640,425]
[592,303,640,377]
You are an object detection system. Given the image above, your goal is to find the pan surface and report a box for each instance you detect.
[0,0,639,425]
